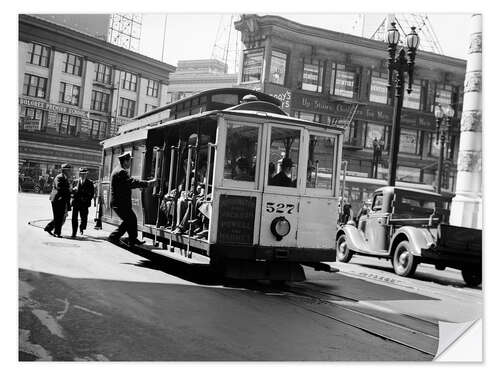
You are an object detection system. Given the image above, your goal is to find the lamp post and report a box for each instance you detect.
[434,103,455,194]
[386,22,420,186]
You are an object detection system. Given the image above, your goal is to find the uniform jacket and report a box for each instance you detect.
[71,178,95,208]
[49,173,71,208]
[269,171,293,187]
[110,166,148,209]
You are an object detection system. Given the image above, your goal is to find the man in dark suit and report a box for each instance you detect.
[108,151,155,247]
[269,157,295,187]
[71,167,95,238]
[44,164,72,238]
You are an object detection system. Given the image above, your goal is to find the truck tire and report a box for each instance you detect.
[462,268,482,287]
[392,240,418,277]
[336,234,353,263]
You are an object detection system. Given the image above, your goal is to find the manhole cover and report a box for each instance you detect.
[43,242,80,248]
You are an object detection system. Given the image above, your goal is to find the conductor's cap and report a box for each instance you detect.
[118,151,133,161]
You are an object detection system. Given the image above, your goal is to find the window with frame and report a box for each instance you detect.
[372,194,383,211]
[90,119,107,140]
[119,97,136,118]
[22,107,48,131]
[369,71,389,104]
[144,104,157,113]
[365,123,388,150]
[301,59,323,92]
[399,129,418,154]
[146,79,159,97]
[22,74,47,99]
[307,135,336,190]
[343,120,365,147]
[269,50,287,85]
[397,166,421,183]
[59,82,81,106]
[27,43,50,67]
[403,81,421,110]
[241,49,264,83]
[268,127,301,188]
[57,113,80,136]
[224,124,259,182]
[434,84,453,109]
[94,63,112,84]
[330,63,359,98]
[122,72,138,91]
[63,53,82,76]
[90,90,110,112]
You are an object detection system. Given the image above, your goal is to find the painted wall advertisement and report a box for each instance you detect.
[264,83,292,113]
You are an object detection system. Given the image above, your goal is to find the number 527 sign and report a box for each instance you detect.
[265,202,295,214]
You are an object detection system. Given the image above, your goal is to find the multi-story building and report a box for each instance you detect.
[235,14,466,203]
[18,14,175,182]
[166,59,237,103]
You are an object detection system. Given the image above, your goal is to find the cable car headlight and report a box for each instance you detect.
[270,216,291,241]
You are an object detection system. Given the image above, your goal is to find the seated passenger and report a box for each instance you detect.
[269,158,295,187]
[232,157,253,181]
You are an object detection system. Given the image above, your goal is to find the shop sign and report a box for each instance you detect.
[23,119,41,132]
[264,83,292,113]
[19,97,89,118]
[292,92,436,130]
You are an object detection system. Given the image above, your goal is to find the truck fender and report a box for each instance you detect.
[390,226,435,257]
[336,225,369,253]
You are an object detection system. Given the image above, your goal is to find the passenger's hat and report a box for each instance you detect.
[79,167,89,173]
[61,163,72,170]
[118,151,133,161]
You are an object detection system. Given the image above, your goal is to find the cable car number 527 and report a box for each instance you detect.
[265,202,295,214]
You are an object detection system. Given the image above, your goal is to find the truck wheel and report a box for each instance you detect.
[336,234,353,263]
[392,241,417,277]
[462,268,482,287]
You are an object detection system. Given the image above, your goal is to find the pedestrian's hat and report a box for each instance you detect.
[61,163,72,170]
[118,151,133,161]
[79,167,89,173]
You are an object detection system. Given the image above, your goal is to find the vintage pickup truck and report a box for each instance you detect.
[336,186,482,287]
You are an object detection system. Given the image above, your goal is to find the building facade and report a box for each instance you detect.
[166,59,237,103]
[234,14,466,198]
[18,15,175,182]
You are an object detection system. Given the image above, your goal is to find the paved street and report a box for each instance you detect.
[18,192,482,361]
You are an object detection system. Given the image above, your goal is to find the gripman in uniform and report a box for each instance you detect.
[44,163,72,238]
[108,151,155,247]
[71,167,95,238]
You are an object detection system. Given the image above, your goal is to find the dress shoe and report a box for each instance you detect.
[133,239,145,245]
[108,236,120,245]
[71,234,76,239]
[44,227,54,236]
[80,230,84,236]
[55,234,62,238]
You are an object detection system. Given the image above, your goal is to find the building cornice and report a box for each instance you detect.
[19,14,176,81]
[235,14,466,74]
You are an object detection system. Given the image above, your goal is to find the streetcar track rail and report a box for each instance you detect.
[268,283,438,357]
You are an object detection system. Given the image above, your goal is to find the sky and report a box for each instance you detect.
[138,13,472,71]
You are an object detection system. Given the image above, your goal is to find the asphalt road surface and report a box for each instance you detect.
[18,192,482,361]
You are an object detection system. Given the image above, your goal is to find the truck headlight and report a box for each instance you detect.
[270,216,291,241]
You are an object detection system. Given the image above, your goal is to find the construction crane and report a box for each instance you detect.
[369,13,444,55]
[210,14,242,73]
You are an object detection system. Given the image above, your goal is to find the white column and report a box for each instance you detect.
[450,14,482,229]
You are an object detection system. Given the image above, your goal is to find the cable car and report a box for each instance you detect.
[98,88,344,281]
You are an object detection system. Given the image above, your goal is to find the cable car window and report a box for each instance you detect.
[212,94,239,105]
[130,147,143,177]
[268,127,301,188]
[307,135,335,189]
[224,124,259,182]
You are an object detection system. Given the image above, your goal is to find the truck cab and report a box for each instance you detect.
[336,186,482,287]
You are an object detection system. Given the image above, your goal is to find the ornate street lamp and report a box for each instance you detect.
[434,103,455,193]
[386,23,420,186]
